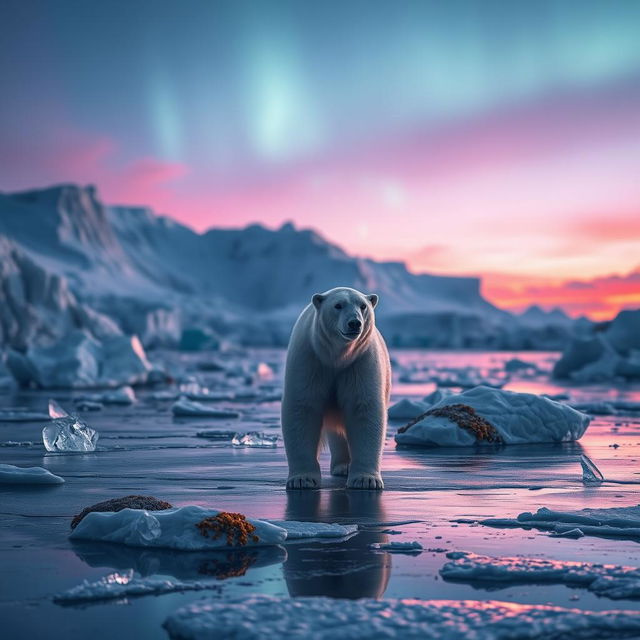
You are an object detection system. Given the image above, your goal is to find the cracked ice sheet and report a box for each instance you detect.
[441,551,640,599]
[478,505,640,539]
[163,595,640,640]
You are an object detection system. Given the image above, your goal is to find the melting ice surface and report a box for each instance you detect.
[42,400,98,452]
[163,595,640,640]
[231,431,279,448]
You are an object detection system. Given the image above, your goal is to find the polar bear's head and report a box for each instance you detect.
[311,287,379,344]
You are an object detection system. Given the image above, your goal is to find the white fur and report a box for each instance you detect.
[281,287,391,490]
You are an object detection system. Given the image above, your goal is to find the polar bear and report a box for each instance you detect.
[281,287,391,490]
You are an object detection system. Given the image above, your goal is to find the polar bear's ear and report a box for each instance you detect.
[367,294,379,308]
[312,293,325,309]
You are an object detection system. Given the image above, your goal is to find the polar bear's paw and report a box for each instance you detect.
[286,472,321,490]
[346,472,384,490]
[330,462,349,477]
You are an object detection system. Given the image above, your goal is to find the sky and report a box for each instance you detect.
[1,0,639,319]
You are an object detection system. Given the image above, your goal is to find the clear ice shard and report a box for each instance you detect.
[231,431,278,448]
[581,454,604,485]
[43,401,98,452]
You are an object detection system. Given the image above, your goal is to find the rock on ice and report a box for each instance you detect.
[0,463,64,484]
[163,595,640,640]
[395,386,590,447]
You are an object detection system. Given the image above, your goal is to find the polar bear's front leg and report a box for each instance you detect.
[282,401,323,490]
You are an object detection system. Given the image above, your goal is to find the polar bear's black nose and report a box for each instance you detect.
[348,319,362,331]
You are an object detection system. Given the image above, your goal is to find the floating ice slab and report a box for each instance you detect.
[231,431,278,448]
[163,595,640,640]
[395,386,590,447]
[54,570,219,604]
[268,521,357,539]
[480,505,640,539]
[388,398,429,420]
[43,402,98,452]
[69,506,287,550]
[369,541,423,553]
[441,551,640,600]
[0,463,64,484]
[171,396,240,418]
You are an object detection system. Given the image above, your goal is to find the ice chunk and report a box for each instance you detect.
[42,407,98,452]
[171,396,240,418]
[151,389,179,401]
[101,386,136,405]
[550,528,584,539]
[504,358,538,373]
[479,505,640,539]
[369,541,423,553]
[388,398,429,420]
[53,570,221,604]
[69,505,287,550]
[441,551,640,600]
[195,430,237,440]
[178,381,233,401]
[231,432,278,448]
[581,454,604,485]
[395,386,590,447]
[268,521,357,539]
[74,400,103,411]
[49,398,69,419]
[0,463,64,484]
[163,595,640,640]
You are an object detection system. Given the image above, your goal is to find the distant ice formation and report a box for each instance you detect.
[395,386,590,447]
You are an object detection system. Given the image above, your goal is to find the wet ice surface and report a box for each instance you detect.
[1,349,640,638]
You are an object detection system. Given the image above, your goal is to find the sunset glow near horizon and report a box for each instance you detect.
[1,0,639,320]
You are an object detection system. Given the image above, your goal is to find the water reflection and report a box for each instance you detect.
[283,489,391,599]
[71,540,287,581]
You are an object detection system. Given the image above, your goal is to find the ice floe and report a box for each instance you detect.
[0,463,64,484]
[441,551,640,599]
[171,396,240,418]
[53,570,219,604]
[388,398,429,420]
[42,401,98,452]
[369,541,423,553]
[395,386,590,447]
[69,505,359,550]
[479,505,640,539]
[163,595,640,639]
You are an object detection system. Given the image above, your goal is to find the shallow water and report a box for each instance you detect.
[1,349,640,638]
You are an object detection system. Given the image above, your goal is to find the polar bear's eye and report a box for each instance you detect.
[360,304,367,311]
[334,303,342,310]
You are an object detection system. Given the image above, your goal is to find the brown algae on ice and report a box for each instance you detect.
[196,512,260,546]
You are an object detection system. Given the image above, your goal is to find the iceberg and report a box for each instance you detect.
[69,506,288,550]
[395,386,590,447]
[479,505,640,539]
[42,401,98,452]
[171,397,240,418]
[0,463,64,484]
[163,595,640,640]
[7,331,152,389]
[441,551,640,600]
[231,432,278,448]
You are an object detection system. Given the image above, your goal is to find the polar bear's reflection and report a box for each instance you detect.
[283,490,391,599]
